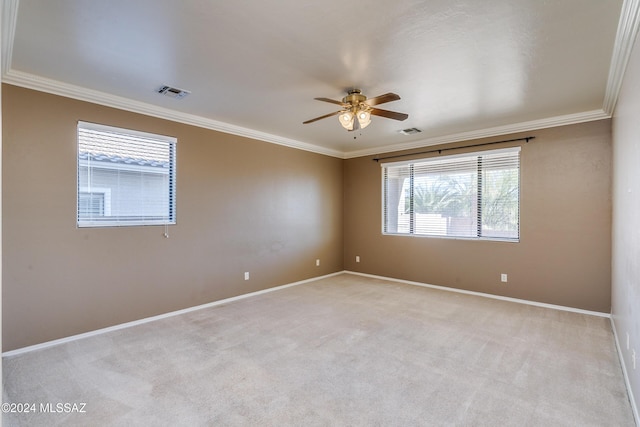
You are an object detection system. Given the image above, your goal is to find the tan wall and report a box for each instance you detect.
[2,84,344,351]
[612,30,640,415]
[1,83,615,352]
[344,120,612,313]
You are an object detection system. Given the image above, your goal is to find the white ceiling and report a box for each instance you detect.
[2,0,638,158]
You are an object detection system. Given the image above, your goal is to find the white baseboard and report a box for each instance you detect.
[3,270,611,358]
[2,271,346,358]
[350,271,639,421]
[4,269,634,422]
[611,317,640,426]
[345,271,611,318]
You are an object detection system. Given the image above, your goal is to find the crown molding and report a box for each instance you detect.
[2,69,344,158]
[1,0,18,75]
[343,109,610,159]
[1,0,635,160]
[0,67,613,161]
[603,0,640,115]
[0,0,342,159]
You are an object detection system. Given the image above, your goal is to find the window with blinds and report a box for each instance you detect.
[382,147,520,241]
[77,122,176,227]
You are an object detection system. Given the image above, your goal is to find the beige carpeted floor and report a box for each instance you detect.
[2,273,636,426]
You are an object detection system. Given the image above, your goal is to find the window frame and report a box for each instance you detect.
[381,147,521,242]
[76,121,177,228]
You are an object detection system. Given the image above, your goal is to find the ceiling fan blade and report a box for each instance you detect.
[303,110,343,124]
[365,93,401,106]
[315,97,350,107]
[370,107,409,121]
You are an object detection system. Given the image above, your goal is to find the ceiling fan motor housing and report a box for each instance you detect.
[342,89,367,106]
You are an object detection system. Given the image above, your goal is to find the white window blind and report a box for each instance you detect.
[77,122,176,227]
[382,147,520,241]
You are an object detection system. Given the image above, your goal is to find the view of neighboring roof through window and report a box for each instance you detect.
[77,122,176,227]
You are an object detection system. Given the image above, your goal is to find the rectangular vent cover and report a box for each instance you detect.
[157,85,190,99]
[399,128,422,135]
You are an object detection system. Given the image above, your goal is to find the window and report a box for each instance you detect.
[78,190,108,217]
[77,122,176,227]
[382,147,520,241]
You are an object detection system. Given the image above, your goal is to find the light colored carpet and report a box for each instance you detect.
[2,273,635,426]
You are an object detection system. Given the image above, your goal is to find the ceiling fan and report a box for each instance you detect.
[303,89,408,131]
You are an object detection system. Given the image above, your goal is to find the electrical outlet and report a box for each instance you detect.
[501,274,508,283]
[244,272,249,281]
[316,259,320,266]
[356,256,360,263]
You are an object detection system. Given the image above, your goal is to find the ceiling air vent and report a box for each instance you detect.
[399,127,422,135]
[156,85,190,100]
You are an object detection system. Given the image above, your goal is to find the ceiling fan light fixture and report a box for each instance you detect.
[339,111,355,130]
[357,109,371,129]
